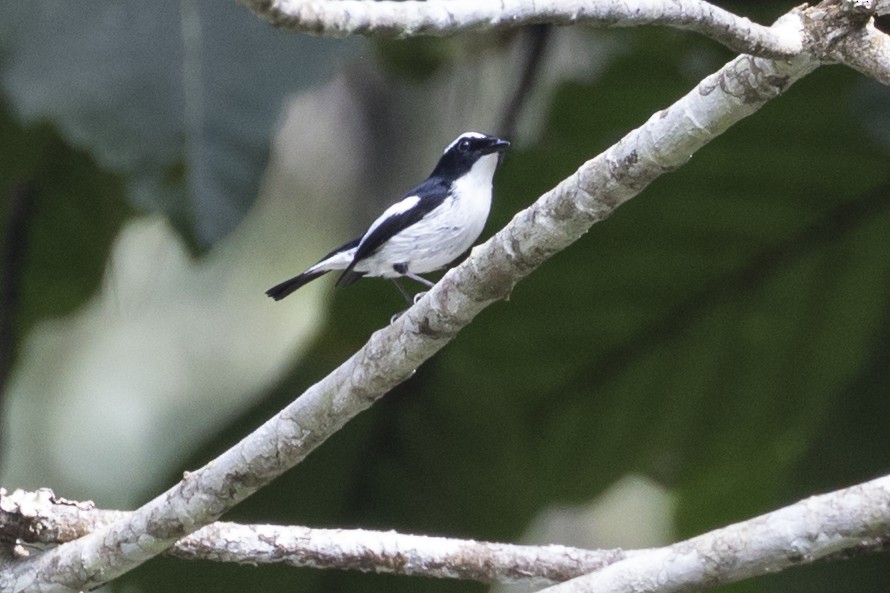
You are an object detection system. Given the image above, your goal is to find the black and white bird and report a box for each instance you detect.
[266,132,510,302]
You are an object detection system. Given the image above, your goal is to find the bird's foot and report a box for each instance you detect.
[413,291,428,305]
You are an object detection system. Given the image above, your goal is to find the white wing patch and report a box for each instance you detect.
[362,194,421,241]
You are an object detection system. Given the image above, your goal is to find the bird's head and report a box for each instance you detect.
[431,132,510,181]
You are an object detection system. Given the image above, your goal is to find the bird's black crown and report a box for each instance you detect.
[430,132,510,180]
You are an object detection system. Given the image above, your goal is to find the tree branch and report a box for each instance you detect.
[237,0,803,58]
[0,488,625,584]
[0,489,634,585]
[538,475,890,593]
[3,481,890,587]
[818,13,890,83]
[19,0,890,589]
[176,523,627,583]
[0,13,824,593]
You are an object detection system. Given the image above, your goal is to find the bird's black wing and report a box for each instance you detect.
[336,177,449,286]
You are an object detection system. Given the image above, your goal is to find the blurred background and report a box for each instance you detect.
[2,1,890,592]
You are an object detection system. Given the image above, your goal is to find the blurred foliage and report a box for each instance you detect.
[375,31,518,83]
[376,36,453,82]
[0,0,354,247]
[0,97,130,370]
[2,2,890,593]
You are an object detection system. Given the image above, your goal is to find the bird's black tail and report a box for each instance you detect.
[265,270,328,301]
[267,237,362,301]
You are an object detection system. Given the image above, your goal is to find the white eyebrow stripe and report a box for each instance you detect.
[443,131,486,154]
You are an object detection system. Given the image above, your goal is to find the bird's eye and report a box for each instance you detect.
[458,139,472,152]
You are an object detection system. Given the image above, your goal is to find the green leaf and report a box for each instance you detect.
[0,0,358,245]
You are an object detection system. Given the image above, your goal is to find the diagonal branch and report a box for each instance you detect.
[539,475,890,593]
[0,6,831,593]
[238,0,803,58]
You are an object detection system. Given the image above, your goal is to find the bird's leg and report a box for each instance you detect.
[390,272,434,324]
[404,272,435,288]
[392,263,434,290]
[390,265,436,321]
[403,273,433,304]
[391,278,414,305]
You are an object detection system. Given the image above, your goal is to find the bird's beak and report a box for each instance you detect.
[483,137,511,155]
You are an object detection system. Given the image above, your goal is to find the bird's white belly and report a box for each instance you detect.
[357,186,491,277]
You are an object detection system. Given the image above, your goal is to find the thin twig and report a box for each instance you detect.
[497,24,552,141]
[238,0,802,58]
[0,183,38,475]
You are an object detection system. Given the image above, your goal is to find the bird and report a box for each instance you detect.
[266,131,510,302]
